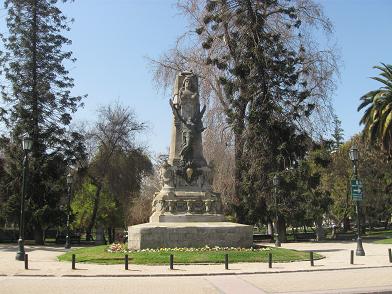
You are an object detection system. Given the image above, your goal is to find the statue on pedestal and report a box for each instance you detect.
[128,71,253,250]
[150,71,223,222]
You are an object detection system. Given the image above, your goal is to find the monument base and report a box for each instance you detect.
[128,222,253,250]
[150,213,225,223]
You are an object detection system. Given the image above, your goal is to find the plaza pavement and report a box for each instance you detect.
[1,241,392,293]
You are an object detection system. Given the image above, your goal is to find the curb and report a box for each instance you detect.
[2,264,392,278]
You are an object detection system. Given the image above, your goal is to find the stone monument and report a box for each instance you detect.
[128,71,252,250]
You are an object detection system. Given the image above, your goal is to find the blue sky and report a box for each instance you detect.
[323,0,392,142]
[1,0,392,155]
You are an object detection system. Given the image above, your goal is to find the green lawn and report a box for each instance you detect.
[363,229,392,244]
[373,238,392,244]
[58,245,322,265]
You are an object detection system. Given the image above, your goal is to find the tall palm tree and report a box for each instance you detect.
[358,63,392,154]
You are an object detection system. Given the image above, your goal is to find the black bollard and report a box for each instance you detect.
[310,251,314,266]
[350,250,354,265]
[225,254,229,270]
[389,249,392,263]
[125,254,129,270]
[72,254,76,270]
[169,254,174,270]
[268,253,272,268]
[24,254,28,270]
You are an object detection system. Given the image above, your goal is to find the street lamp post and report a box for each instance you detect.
[349,145,365,256]
[273,174,281,247]
[16,135,32,261]
[65,172,73,249]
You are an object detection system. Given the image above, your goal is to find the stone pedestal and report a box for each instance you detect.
[128,222,253,250]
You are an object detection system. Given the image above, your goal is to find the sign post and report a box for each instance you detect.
[351,179,363,201]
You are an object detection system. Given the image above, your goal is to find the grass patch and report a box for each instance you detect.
[367,230,392,236]
[363,229,392,243]
[58,245,322,265]
[373,238,392,244]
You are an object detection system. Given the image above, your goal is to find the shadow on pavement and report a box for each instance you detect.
[305,249,345,253]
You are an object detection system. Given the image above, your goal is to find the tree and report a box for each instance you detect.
[0,0,84,244]
[322,135,392,233]
[128,155,162,225]
[150,0,338,224]
[202,108,236,214]
[301,142,333,240]
[358,63,392,155]
[332,115,344,151]
[71,181,119,236]
[105,148,153,229]
[78,103,150,240]
[322,140,352,234]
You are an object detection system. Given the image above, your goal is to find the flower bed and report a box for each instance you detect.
[107,243,271,253]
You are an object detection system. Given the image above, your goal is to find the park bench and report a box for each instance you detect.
[253,233,273,242]
[55,233,81,244]
[293,232,316,241]
[0,229,17,242]
[335,232,356,241]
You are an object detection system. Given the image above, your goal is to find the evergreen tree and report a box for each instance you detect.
[332,115,344,150]
[0,0,83,243]
[199,0,320,223]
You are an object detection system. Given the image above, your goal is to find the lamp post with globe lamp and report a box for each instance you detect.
[273,174,281,247]
[15,135,33,261]
[65,172,74,249]
[349,145,365,256]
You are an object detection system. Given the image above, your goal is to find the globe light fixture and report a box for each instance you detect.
[349,145,359,162]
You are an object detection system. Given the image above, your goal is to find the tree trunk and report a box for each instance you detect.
[278,217,287,242]
[233,98,247,223]
[267,221,273,235]
[343,217,350,232]
[33,223,44,245]
[315,219,325,241]
[331,225,337,239]
[233,131,244,223]
[86,183,102,241]
[107,227,114,244]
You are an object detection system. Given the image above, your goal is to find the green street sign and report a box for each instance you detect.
[351,179,363,201]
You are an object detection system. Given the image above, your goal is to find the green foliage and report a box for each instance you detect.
[272,141,333,229]
[332,115,344,150]
[374,238,392,244]
[71,103,150,239]
[71,181,120,230]
[197,0,327,224]
[0,0,84,243]
[0,137,71,237]
[322,135,392,228]
[358,63,392,154]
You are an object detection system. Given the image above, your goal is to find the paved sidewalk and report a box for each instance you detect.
[0,241,392,277]
[2,241,392,293]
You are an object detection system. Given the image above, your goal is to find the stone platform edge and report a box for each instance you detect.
[127,222,253,250]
